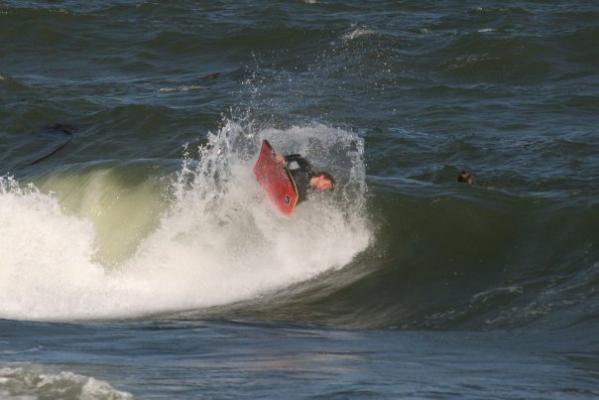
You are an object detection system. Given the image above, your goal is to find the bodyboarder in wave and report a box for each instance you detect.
[274,153,335,203]
[254,140,335,214]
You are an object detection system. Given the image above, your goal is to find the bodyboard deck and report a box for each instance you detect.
[254,140,299,215]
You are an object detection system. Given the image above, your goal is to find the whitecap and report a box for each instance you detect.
[0,365,134,399]
[159,84,204,93]
[342,27,375,41]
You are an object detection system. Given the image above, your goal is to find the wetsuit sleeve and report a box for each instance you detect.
[284,154,312,173]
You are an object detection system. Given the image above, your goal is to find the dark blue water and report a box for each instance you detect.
[2,319,598,399]
[1,1,598,398]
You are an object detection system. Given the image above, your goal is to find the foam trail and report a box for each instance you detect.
[0,119,371,321]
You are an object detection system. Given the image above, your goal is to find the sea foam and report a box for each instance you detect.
[0,364,133,400]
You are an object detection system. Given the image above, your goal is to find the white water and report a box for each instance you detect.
[0,120,371,321]
[342,27,376,42]
[0,364,133,400]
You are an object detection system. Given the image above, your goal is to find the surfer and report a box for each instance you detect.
[275,153,335,203]
[254,140,334,214]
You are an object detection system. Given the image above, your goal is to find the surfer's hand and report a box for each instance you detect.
[275,154,285,164]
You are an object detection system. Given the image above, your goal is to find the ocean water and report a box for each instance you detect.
[1,1,598,399]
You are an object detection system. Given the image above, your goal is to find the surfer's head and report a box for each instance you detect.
[310,171,335,191]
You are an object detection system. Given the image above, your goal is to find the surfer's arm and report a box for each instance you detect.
[275,154,312,173]
[284,155,312,172]
[275,154,302,163]
[283,154,303,162]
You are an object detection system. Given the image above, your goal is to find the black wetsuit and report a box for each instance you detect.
[284,154,313,204]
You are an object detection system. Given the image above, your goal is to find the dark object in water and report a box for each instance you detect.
[202,72,220,80]
[28,123,75,166]
[45,123,74,135]
[457,170,473,185]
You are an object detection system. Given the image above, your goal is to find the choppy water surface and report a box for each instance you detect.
[1,1,598,398]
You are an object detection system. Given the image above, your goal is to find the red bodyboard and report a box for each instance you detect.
[254,140,299,215]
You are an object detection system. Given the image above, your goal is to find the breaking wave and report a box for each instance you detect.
[0,118,371,321]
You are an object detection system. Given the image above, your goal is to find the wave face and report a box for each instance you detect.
[225,185,599,330]
[0,0,598,332]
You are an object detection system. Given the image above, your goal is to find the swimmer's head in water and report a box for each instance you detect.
[458,170,473,185]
